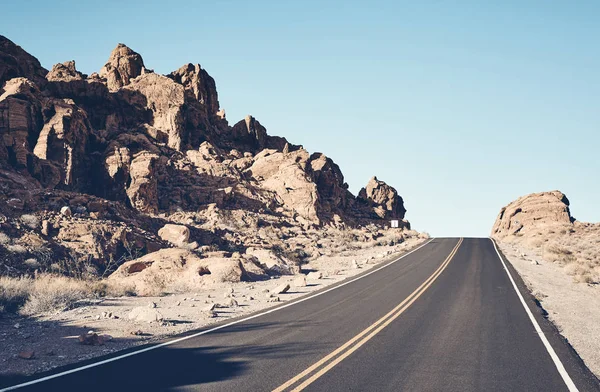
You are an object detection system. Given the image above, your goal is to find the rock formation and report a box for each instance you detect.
[0,34,412,281]
[99,44,145,91]
[491,191,574,239]
[358,176,407,221]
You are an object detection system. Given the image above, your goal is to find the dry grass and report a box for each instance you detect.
[0,274,134,316]
[510,222,600,284]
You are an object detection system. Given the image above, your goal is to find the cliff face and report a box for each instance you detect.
[0,35,406,226]
[0,35,411,277]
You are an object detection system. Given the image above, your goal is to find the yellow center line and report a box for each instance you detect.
[273,238,463,392]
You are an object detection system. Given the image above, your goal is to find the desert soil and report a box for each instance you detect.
[499,242,600,377]
[0,236,426,377]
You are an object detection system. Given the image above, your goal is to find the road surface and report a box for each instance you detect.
[1,238,599,391]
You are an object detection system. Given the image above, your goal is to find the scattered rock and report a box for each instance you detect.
[78,332,105,346]
[60,206,72,217]
[158,224,190,247]
[307,272,323,280]
[128,307,164,323]
[293,275,307,287]
[18,351,35,360]
[227,298,239,308]
[274,283,291,294]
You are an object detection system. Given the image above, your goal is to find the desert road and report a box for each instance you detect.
[2,238,599,391]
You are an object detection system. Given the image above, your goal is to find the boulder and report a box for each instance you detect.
[158,224,190,247]
[128,307,164,323]
[99,44,145,91]
[109,249,256,295]
[274,283,290,294]
[358,176,407,220]
[491,191,574,239]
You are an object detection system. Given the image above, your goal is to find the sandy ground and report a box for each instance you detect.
[0,236,427,377]
[499,242,600,377]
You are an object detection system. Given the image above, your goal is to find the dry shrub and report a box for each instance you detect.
[20,274,91,315]
[0,232,11,246]
[0,276,30,313]
[20,214,40,229]
[0,274,92,315]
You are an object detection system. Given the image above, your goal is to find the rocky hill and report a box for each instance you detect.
[0,35,413,283]
[492,190,599,284]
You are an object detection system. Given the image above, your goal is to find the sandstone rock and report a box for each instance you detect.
[60,206,72,216]
[227,298,239,307]
[0,78,43,169]
[358,176,406,220]
[109,249,254,294]
[41,220,51,235]
[491,191,574,239]
[121,73,185,150]
[293,275,307,287]
[126,152,160,213]
[78,332,106,345]
[0,35,47,89]
[246,247,295,274]
[18,351,35,360]
[33,99,91,188]
[168,63,220,116]
[128,307,164,323]
[248,148,320,223]
[158,224,190,247]
[46,61,84,82]
[230,115,268,152]
[274,283,290,294]
[307,271,322,280]
[99,44,145,91]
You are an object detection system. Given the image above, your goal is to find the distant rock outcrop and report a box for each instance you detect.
[491,191,574,239]
[358,176,407,220]
[99,44,145,91]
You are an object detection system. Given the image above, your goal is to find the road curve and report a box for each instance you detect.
[1,238,599,391]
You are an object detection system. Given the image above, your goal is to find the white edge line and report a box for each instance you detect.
[489,237,578,392]
[1,238,436,391]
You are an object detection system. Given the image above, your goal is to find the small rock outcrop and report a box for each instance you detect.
[46,61,84,82]
[99,44,145,91]
[491,191,574,239]
[358,176,407,220]
[0,36,47,90]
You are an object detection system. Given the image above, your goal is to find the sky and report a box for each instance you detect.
[2,0,598,237]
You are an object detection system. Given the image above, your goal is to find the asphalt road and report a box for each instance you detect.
[2,238,599,392]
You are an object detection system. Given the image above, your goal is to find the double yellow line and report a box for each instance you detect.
[273,238,464,392]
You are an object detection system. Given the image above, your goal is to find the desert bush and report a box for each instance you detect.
[0,276,30,313]
[0,232,11,246]
[6,244,27,254]
[0,274,92,315]
[20,274,91,315]
[20,214,40,229]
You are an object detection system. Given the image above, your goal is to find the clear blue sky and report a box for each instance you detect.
[2,1,599,237]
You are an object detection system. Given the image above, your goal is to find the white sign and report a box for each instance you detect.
[391,220,399,228]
